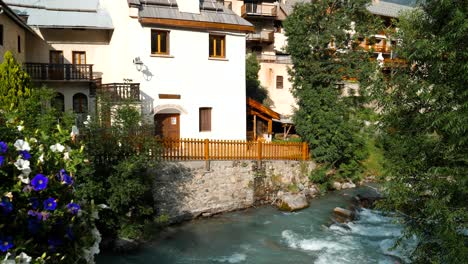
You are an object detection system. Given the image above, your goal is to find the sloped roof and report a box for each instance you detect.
[283,0,413,18]
[4,0,113,29]
[131,0,253,30]
[0,0,36,34]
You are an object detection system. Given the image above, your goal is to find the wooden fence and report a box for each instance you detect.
[151,138,309,161]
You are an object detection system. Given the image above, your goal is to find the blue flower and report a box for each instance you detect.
[0,156,4,167]
[28,210,49,221]
[0,198,13,215]
[0,142,7,153]
[0,236,13,252]
[19,150,31,160]
[57,169,73,186]
[67,203,80,214]
[30,197,39,210]
[47,238,62,252]
[43,198,57,211]
[27,218,41,234]
[31,174,48,191]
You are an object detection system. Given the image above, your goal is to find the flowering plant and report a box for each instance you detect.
[0,117,100,263]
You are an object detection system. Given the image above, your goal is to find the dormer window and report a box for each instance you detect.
[151,30,169,55]
[209,34,225,58]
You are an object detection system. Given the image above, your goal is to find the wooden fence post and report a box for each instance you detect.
[257,140,263,167]
[204,139,210,171]
[302,142,308,161]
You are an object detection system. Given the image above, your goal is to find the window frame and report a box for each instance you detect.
[151,29,170,55]
[73,93,88,114]
[276,75,284,89]
[17,35,21,53]
[0,25,3,46]
[209,34,226,58]
[72,51,86,64]
[199,107,212,132]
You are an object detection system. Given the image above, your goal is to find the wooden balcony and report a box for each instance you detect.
[246,30,274,43]
[99,83,140,102]
[24,63,93,81]
[241,3,277,18]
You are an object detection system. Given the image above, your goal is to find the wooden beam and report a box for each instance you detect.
[253,115,257,140]
[140,18,255,33]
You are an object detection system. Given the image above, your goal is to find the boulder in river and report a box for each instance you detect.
[341,182,356,189]
[276,192,309,212]
[332,181,342,190]
[333,207,356,222]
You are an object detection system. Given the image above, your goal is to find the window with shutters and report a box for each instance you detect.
[199,107,212,132]
[151,30,169,55]
[209,35,225,58]
[276,75,284,89]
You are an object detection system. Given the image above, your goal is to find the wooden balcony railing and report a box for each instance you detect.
[99,83,140,101]
[148,138,309,161]
[241,3,277,17]
[24,63,93,81]
[247,30,274,43]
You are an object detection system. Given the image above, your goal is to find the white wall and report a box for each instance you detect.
[103,0,247,140]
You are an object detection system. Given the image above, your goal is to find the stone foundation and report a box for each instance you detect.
[151,160,316,222]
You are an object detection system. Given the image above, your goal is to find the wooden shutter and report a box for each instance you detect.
[199,107,212,131]
[276,75,284,89]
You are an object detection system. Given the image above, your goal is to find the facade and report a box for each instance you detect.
[4,0,252,140]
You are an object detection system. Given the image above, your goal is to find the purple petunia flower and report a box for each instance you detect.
[0,198,13,215]
[57,169,73,186]
[0,156,4,167]
[19,150,31,160]
[43,198,57,211]
[31,174,48,191]
[0,142,7,153]
[28,210,50,221]
[0,236,13,252]
[67,203,80,214]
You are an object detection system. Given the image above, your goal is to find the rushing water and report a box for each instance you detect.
[97,186,411,264]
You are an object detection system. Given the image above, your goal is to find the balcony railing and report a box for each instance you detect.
[24,63,93,81]
[99,83,140,102]
[241,3,277,17]
[256,54,292,64]
[247,30,274,43]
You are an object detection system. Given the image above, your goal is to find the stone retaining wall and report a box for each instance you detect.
[151,160,316,222]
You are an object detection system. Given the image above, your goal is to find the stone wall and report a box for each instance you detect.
[151,160,316,222]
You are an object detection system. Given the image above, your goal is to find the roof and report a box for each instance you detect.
[0,0,37,34]
[131,0,253,32]
[4,0,113,29]
[247,98,280,120]
[283,0,414,18]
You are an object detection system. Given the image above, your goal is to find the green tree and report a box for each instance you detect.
[0,51,31,111]
[246,53,271,106]
[284,0,381,180]
[373,1,468,262]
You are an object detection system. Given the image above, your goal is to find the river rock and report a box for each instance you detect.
[332,182,342,190]
[341,182,356,189]
[114,237,141,253]
[333,207,355,222]
[277,192,309,212]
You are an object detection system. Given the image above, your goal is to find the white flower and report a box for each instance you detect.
[14,159,30,172]
[17,125,24,131]
[2,252,15,264]
[14,140,31,151]
[18,174,30,184]
[70,125,79,137]
[38,154,44,163]
[4,192,13,201]
[17,252,32,264]
[63,152,70,160]
[50,143,65,153]
[82,228,102,264]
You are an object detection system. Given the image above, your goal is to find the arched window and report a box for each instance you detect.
[52,93,65,112]
[73,93,88,113]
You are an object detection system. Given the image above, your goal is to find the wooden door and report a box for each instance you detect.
[154,113,180,139]
[49,51,64,80]
[72,51,86,79]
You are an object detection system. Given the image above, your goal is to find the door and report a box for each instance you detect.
[72,51,86,79]
[154,113,180,139]
[49,50,64,80]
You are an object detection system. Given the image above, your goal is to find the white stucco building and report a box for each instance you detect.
[4,0,253,140]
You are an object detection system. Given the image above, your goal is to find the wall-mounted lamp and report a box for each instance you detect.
[133,57,144,71]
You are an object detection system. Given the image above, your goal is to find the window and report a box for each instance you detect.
[73,93,88,113]
[17,35,21,53]
[276,75,284,89]
[52,93,65,112]
[0,25,3,46]
[209,35,225,58]
[151,30,169,55]
[199,107,212,132]
[72,51,86,64]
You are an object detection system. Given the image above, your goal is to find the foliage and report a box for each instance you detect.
[0,51,31,111]
[246,53,272,106]
[77,103,161,241]
[284,0,382,180]
[372,1,468,262]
